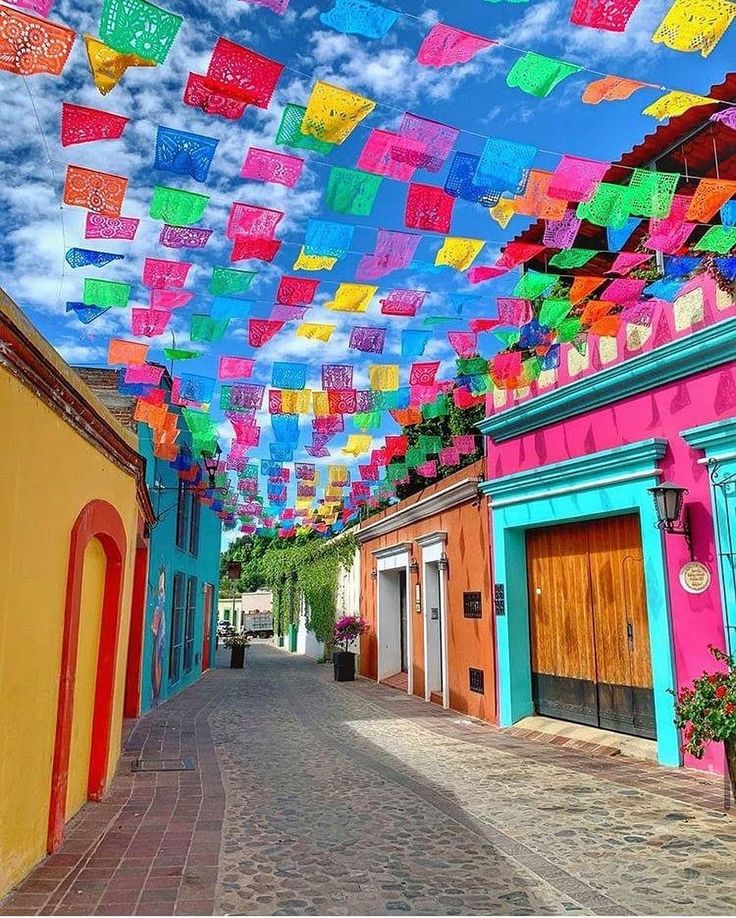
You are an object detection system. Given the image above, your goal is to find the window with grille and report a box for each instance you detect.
[183,576,197,674]
[175,480,189,550]
[189,496,201,557]
[469,667,485,694]
[169,573,185,684]
[463,591,482,619]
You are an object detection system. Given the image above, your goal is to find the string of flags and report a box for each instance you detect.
[3,0,736,537]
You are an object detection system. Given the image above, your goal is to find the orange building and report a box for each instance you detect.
[358,460,496,723]
[0,290,154,896]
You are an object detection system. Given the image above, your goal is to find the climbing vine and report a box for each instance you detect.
[257,532,358,649]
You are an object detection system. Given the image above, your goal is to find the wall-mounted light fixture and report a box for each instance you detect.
[648,481,693,559]
[370,568,378,581]
[437,551,449,574]
[409,556,419,575]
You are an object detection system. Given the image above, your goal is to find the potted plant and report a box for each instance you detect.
[332,616,369,682]
[224,632,250,669]
[673,645,736,793]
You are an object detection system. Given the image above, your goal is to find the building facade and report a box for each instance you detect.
[358,461,496,724]
[480,259,736,774]
[0,291,155,896]
[218,590,273,630]
[78,369,222,716]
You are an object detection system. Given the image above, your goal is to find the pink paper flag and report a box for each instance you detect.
[61,103,129,147]
[160,225,212,249]
[447,331,477,357]
[397,113,458,173]
[453,434,476,454]
[570,0,641,32]
[231,236,281,262]
[125,364,165,385]
[356,229,420,281]
[607,252,652,275]
[150,288,194,309]
[239,0,289,12]
[241,147,304,187]
[467,266,508,284]
[417,24,496,68]
[6,0,55,14]
[548,155,610,202]
[380,289,426,316]
[227,202,283,240]
[604,278,647,303]
[439,446,460,466]
[358,129,421,181]
[219,356,255,379]
[85,213,139,240]
[131,308,171,337]
[143,258,192,288]
[271,304,309,321]
[543,209,582,249]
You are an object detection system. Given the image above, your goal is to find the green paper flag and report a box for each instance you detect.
[210,266,256,296]
[422,396,448,419]
[539,298,572,327]
[627,169,679,219]
[325,167,383,216]
[83,278,130,308]
[354,411,382,430]
[386,462,408,482]
[693,225,736,254]
[99,0,182,64]
[276,103,335,155]
[576,183,631,229]
[190,315,229,342]
[556,317,583,342]
[457,356,488,375]
[506,52,581,98]
[513,271,558,299]
[549,249,598,269]
[150,186,209,226]
[418,434,443,455]
[405,446,426,467]
[163,348,200,360]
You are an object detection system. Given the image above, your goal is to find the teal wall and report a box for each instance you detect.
[138,419,221,714]
[481,439,681,767]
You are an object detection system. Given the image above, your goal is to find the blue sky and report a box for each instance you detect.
[0,0,733,532]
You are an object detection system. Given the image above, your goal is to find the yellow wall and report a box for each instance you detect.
[66,538,106,820]
[0,369,140,897]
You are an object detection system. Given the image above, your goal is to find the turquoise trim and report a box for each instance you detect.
[479,439,668,505]
[489,438,680,767]
[479,317,736,442]
[681,419,736,654]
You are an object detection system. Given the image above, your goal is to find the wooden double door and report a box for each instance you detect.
[526,514,656,739]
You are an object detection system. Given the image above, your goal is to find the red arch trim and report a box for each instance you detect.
[47,499,128,853]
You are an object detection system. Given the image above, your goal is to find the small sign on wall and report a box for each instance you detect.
[679,561,711,595]
[415,582,422,614]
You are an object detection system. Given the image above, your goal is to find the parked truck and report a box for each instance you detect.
[243,611,274,639]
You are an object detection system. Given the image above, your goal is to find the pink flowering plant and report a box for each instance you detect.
[333,615,369,652]
[673,645,736,759]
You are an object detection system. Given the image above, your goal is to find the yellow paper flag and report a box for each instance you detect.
[297,323,336,342]
[489,197,516,229]
[325,283,377,313]
[328,464,349,484]
[293,246,338,271]
[84,35,155,96]
[652,0,736,58]
[312,390,331,416]
[643,91,714,120]
[281,389,311,413]
[435,237,485,271]
[342,435,372,457]
[302,81,376,144]
[369,364,400,391]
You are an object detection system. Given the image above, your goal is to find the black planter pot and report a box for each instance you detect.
[333,650,356,682]
[230,644,245,669]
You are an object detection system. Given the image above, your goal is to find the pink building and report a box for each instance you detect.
[478,79,736,773]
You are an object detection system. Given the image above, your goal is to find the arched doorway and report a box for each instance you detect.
[47,500,127,853]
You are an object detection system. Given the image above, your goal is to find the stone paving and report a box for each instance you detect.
[3,644,736,915]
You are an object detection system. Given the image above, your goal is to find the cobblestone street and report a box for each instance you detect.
[3,645,736,916]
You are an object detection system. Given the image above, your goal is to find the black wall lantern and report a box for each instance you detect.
[409,556,419,575]
[201,442,222,488]
[648,481,693,559]
[437,551,449,574]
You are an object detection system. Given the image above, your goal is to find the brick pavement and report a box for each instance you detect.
[2,645,736,915]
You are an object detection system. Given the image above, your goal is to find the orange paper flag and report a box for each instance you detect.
[84,34,155,96]
[63,165,128,216]
[582,76,650,105]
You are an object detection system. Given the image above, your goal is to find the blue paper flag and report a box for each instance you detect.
[444,152,502,207]
[116,369,154,396]
[721,202,736,227]
[664,256,702,278]
[476,138,537,195]
[714,257,736,281]
[65,248,124,269]
[607,218,640,252]
[304,219,355,258]
[272,414,300,443]
[179,373,216,404]
[271,362,308,390]
[644,277,683,301]
[65,301,111,324]
[210,297,253,320]
[319,0,399,38]
[401,329,431,357]
[270,443,295,461]
[155,126,219,183]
